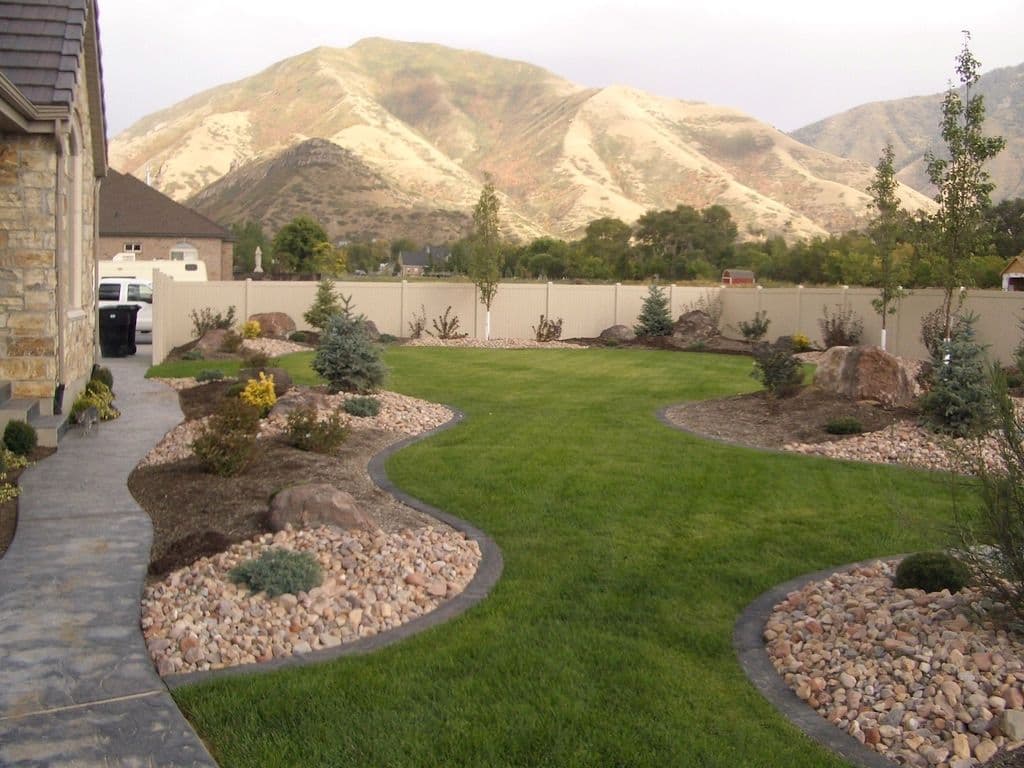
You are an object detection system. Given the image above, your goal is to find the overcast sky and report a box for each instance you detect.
[98,0,1022,138]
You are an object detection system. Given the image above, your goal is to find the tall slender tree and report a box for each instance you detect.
[469,175,501,340]
[925,32,1005,338]
[867,144,905,350]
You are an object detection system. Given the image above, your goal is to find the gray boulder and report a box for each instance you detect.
[814,345,925,407]
[267,484,374,532]
[672,310,717,344]
[599,324,636,343]
[248,312,296,339]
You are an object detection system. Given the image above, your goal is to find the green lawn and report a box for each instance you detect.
[171,347,951,767]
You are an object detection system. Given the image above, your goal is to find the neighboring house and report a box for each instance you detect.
[398,245,451,277]
[0,0,107,444]
[98,169,234,280]
[721,269,756,286]
[1002,255,1024,292]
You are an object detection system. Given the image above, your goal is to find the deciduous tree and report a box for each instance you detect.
[469,176,501,339]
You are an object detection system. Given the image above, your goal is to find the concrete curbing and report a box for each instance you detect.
[164,406,504,690]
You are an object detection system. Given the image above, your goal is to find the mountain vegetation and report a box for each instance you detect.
[109,38,934,247]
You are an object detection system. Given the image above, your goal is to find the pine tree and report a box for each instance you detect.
[921,313,991,437]
[634,284,673,337]
[303,278,341,331]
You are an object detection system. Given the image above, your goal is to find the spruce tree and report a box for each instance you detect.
[304,278,341,331]
[634,284,673,337]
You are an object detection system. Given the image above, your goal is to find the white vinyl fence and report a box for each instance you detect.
[151,274,1024,366]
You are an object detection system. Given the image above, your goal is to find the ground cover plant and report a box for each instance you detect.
[171,347,952,767]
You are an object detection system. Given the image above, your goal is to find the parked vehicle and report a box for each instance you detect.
[100,257,207,282]
[97,277,153,344]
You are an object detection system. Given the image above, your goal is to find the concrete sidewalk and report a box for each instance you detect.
[0,355,217,767]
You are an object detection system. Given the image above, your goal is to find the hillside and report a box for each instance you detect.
[110,38,935,244]
[792,62,1024,201]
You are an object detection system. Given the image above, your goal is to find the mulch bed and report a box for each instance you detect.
[665,387,917,450]
[128,381,435,580]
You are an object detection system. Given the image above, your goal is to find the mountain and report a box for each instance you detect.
[109,38,935,244]
[792,63,1024,201]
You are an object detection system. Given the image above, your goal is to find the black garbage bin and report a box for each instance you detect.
[98,304,140,357]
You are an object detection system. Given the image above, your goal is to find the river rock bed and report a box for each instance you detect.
[766,559,1024,766]
[142,524,481,675]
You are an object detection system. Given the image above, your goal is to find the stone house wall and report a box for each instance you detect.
[0,54,99,413]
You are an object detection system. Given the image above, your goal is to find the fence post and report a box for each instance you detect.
[244,278,252,323]
[546,281,552,318]
[756,284,763,314]
[400,280,407,336]
[614,283,621,325]
[796,285,803,335]
[473,284,479,339]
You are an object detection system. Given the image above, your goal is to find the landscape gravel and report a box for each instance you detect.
[766,560,1024,766]
[142,524,481,675]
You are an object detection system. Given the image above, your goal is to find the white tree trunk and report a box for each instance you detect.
[485,310,491,341]
[880,328,887,352]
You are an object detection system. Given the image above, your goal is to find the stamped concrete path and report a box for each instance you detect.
[0,355,217,767]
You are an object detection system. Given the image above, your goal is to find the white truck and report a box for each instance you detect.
[99,257,207,282]
[97,258,208,344]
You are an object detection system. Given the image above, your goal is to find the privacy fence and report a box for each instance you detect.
[151,273,1024,366]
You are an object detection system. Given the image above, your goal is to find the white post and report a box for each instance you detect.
[880,328,887,352]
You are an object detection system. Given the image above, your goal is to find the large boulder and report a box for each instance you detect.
[814,346,925,407]
[268,388,331,419]
[599,324,636,343]
[672,310,717,344]
[267,484,374,533]
[248,312,296,339]
[193,329,229,355]
[363,319,381,342]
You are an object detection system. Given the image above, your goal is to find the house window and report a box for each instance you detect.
[170,242,199,261]
[124,243,142,253]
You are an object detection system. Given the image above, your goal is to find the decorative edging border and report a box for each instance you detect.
[732,558,903,768]
[658,403,904,766]
[163,407,504,690]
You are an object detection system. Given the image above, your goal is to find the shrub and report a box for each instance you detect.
[284,404,349,453]
[190,306,236,338]
[533,315,563,342]
[430,306,468,340]
[818,304,863,348]
[312,313,388,393]
[954,368,1024,617]
[289,330,318,345]
[751,339,802,397]
[225,381,246,399]
[181,348,204,361]
[195,369,225,383]
[3,419,37,456]
[90,364,113,390]
[304,278,342,331]
[920,312,991,437]
[920,307,954,359]
[0,446,28,471]
[1016,315,1024,374]
[408,305,427,339]
[344,396,381,418]
[738,310,770,343]
[228,548,322,597]
[1006,366,1024,391]
[192,399,260,476]
[791,333,812,352]
[241,320,261,339]
[379,333,397,344]
[220,330,243,354]
[634,284,673,337]
[71,380,118,421]
[825,416,863,435]
[894,552,971,594]
[240,372,277,417]
[243,350,270,370]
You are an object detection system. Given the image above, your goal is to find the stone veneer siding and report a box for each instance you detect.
[0,57,99,412]
[98,236,234,280]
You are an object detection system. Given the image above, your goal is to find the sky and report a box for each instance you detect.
[98,0,1022,138]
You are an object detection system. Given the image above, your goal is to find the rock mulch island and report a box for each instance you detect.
[766,561,1024,766]
[142,525,481,675]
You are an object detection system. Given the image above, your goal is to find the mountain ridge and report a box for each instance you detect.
[110,38,937,244]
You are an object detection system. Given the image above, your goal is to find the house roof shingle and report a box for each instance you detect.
[100,170,234,241]
[0,0,89,107]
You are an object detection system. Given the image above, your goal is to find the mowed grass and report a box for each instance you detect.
[171,348,952,767]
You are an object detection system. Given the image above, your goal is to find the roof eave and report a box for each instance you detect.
[0,74,68,133]
[84,0,107,176]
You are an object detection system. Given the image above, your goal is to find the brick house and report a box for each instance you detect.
[98,169,234,280]
[398,245,451,277]
[0,0,107,443]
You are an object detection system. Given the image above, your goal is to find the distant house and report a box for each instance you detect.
[1002,255,1024,292]
[722,269,756,286]
[98,170,234,280]
[398,245,451,277]
[0,0,107,443]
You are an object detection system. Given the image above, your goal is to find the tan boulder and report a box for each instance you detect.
[193,329,229,355]
[599,324,636,343]
[267,484,374,532]
[814,345,925,407]
[248,312,296,339]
